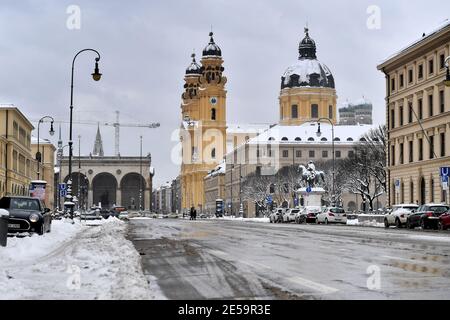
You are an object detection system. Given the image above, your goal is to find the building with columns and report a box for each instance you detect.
[59,126,154,211]
[378,20,450,206]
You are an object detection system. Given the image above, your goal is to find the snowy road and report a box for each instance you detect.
[129,218,450,300]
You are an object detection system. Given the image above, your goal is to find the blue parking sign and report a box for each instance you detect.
[440,167,450,177]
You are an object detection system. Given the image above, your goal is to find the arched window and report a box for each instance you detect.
[321,137,328,142]
[311,104,319,118]
[347,138,354,142]
[211,148,216,159]
[420,177,426,204]
[281,137,288,141]
[291,105,298,119]
[329,105,333,119]
[268,137,275,142]
[211,108,216,121]
[295,137,302,141]
[334,137,341,141]
[308,137,315,142]
[360,138,367,142]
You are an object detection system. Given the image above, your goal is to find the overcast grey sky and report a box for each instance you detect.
[0,0,449,187]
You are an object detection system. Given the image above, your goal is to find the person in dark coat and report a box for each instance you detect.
[190,206,195,220]
[193,207,197,220]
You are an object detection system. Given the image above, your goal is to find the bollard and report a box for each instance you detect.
[0,209,9,247]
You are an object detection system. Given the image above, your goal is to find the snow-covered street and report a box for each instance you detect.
[129,218,450,300]
[0,219,164,300]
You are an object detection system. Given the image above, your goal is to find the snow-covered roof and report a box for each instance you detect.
[245,122,377,145]
[205,161,226,179]
[282,58,334,88]
[378,19,450,68]
[227,123,271,134]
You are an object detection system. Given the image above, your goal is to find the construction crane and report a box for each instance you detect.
[33,110,160,156]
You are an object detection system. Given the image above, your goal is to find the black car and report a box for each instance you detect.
[406,204,450,230]
[0,196,52,235]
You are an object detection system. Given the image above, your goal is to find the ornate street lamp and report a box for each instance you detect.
[66,49,102,220]
[316,118,336,206]
[36,116,55,180]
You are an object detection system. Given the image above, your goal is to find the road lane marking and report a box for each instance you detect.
[289,276,339,295]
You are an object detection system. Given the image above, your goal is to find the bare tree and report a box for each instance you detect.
[241,172,275,213]
[343,125,387,211]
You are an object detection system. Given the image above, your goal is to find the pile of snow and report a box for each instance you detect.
[0,218,163,300]
[346,216,385,228]
[219,216,270,223]
[2,219,82,264]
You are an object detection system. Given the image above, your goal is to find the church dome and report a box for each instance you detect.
[202,32,222,57]
[281,28,335,89]
[186,53,201,75]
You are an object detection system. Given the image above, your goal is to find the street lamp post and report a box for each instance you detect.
[66,49,102,220]
[36,116,55,180]
[316,118,336,206]
[139,135,143,211]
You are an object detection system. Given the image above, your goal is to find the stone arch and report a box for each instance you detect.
[347,201,357,212]
[120,173,146,211]
[92,172,117,209]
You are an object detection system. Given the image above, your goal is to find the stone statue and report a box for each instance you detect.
[298,161,325,188]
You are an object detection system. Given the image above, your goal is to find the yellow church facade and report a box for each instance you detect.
[180,33,227,212]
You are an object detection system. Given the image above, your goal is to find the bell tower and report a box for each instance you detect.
[180,32,227,212]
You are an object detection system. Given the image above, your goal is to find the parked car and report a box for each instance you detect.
[107,206,127,219]
[283,209,300,223]
[269,208,285,223]
[0,196,52,235]
[316,207,347,224]
[384,203,419,228]
[438,209,450,230]
[295,206,321,224]
[406,204,450,230]
[81,208,102,220]
[168,212,180,219]
[118,211,130,220]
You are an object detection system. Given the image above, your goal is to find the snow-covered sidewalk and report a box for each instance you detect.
[0,218,164,300]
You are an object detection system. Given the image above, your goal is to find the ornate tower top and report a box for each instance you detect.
[299,26,317,59]
[202,32,222,57]
[186,53,202,76]
[92,124,104,157]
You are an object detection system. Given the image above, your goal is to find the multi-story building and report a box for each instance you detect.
[31,138,56,208]
[171,176,181,214]
[338,98,373,125]
[377,21,450,206]
[0,106,36,198]
[204,162,226,215]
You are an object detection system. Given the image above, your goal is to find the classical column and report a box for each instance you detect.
[116,188,121,207]
[144,188,150,210]
[88,188,93,208]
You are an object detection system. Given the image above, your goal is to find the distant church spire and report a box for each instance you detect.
[92,123,104,157]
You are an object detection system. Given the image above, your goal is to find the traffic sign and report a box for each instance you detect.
[266,195,273,204]
[59,183,67,191]
[306,186,312,193]
[440,167,450,178]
